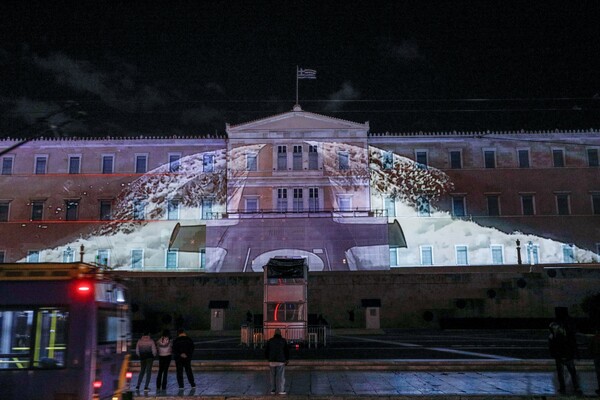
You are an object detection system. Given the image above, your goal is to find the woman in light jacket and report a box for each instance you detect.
[155,329,173,391]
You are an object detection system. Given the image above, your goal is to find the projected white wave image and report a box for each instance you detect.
[21,143,598,271]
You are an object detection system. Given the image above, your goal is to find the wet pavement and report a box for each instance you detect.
[127,330,600,398]
[128,366,599,399]
[180,329,596,361]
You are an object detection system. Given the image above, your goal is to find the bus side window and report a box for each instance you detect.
[32,308,69,369]
[1,308,68,369]
[0,309,34,369]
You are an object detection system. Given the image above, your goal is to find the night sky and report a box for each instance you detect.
[1,2,600,137]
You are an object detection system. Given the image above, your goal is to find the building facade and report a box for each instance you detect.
[371,129,600,266]
[1,107,599,271]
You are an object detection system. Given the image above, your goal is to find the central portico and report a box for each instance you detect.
[199,106,393,272]
[225,105,371,215]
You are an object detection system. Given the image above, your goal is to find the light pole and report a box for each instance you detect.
[65,246,73,263]
[527,241,534,266]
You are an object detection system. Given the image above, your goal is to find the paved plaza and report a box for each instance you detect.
[128,368,598,399]
[128,330,600,398]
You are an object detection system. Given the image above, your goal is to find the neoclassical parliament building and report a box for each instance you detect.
[1,105,599,272]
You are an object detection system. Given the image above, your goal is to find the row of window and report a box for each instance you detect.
[386,192,600,217]
[246,187,322,213]
[244,188,356,213]
[246,145,352,171]
[0,190,328,222]
[382,147,600,169]
[1,146,359,175]
[3,190,598,223]
[269,144,320,171]
[389,243,585,266]
[3,146,598,176]
[5,248,206,270]
[0,153,216,175]
[3,242,590,268]
[0,198,215,222]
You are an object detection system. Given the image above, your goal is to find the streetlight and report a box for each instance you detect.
[527,241,534,266]
[65,246,73,263]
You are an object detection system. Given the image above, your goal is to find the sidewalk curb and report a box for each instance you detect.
[136,396,561,400]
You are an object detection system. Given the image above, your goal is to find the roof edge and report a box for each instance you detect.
[226,106,369,131]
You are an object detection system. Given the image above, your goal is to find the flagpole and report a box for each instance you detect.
[295,65,299,106]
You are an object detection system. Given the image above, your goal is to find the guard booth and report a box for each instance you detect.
[263,257,308,344]
[362,298,381,330]
[208,301,228,331]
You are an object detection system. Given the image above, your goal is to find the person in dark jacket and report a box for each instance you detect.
[172,328,196,389]
[265,329,289,394]
[548,307,581,395]
[135,332,157,391]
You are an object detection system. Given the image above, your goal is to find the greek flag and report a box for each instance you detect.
[297,68,317,79]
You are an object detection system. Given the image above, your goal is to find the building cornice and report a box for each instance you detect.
[369,128,600,137]
[0,134,227,143]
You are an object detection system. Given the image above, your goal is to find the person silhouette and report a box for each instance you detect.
[548,307,581,395]
[265,329,289,395]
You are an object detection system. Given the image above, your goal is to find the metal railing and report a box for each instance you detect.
[240,325,329,348]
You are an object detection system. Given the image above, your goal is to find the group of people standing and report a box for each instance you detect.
[135,326,291,395]
[134,328,196,392]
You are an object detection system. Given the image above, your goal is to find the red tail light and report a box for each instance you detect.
[93,380,102,389]
[77,283,92,293]
[126,371,133,380]
[73,280,94,297]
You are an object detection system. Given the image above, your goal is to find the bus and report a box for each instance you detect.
[0,263,131,400]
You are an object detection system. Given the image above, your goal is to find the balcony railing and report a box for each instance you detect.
[229,208,381,219]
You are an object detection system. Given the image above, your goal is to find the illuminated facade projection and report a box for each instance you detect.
[0,106,599,271]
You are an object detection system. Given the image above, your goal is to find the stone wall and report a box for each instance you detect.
[122,265,600,331]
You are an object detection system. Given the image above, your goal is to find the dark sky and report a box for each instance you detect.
[1,1,600,137]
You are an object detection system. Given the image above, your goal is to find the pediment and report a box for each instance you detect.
[226,107,369,133]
